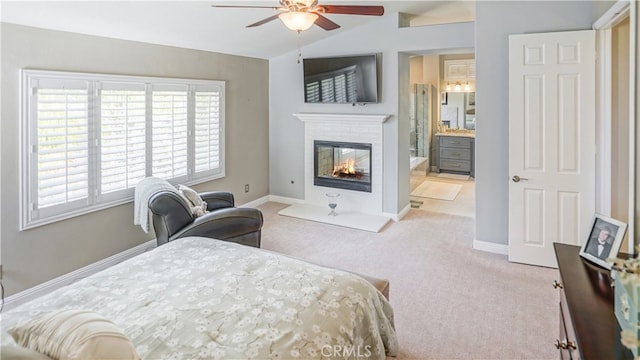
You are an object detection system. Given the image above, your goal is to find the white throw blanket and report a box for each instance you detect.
[133,177,180,233]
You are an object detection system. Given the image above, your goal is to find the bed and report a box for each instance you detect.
[1,237,398,359]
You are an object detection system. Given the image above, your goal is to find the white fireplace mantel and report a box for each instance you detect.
[293,113,391,123]
[276,111,393,231]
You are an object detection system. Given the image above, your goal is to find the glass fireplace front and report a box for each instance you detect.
[314,140,372,192]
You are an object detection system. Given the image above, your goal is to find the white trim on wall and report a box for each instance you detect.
[0,11,3,280]
[266,195,304,205]
[3,239,157,311]
[238,195,271,208]
[593,0,630,30]
[383,203,411,222]
[631,0,639,256]
[473,239,508,256]
[593,0,635,254]
[593,0,631,218]
[595,28,613,217]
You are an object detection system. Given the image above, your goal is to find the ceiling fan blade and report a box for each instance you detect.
[314,14,340,31]
[246,14,282,28]
[317,5,384,16]
[212,5,278,9]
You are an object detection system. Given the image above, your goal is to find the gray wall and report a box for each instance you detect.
[474,1,600,246]
[268,15,474,214]
[1,23,270,295]
[594,0,619,18]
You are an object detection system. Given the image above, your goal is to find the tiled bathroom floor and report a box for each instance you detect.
[409,169,475,218]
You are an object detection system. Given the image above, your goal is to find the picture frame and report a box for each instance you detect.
[441,92,448,105]
[579,214,627,270]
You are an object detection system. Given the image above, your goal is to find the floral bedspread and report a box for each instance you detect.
[1,237,397,359]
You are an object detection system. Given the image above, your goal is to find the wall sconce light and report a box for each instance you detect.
[445,82,473,93]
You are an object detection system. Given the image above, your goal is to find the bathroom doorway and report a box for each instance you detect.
[408,53,476,218]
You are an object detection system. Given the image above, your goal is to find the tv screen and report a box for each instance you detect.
[303,54,379,104]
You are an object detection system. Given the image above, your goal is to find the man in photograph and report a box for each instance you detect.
[586,224,614,259]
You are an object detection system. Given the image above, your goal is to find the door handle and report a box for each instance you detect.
[512,175,529,182]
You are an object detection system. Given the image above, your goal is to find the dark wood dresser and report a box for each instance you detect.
[553,242,633,360]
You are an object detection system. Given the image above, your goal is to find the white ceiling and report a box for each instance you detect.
[0,1,475,59]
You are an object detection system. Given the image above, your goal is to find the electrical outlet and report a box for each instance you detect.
[244,184,249,193]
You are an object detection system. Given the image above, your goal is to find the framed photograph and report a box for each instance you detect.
[579,214,627,269]
[441,92,448,105]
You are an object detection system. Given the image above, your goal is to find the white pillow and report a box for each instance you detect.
[9,309,140,360]
[178,184,208,217]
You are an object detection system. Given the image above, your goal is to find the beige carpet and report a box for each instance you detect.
[258,202,558,360]
[411,180,463,201]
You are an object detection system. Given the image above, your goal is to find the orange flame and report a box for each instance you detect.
[333,159,356,177]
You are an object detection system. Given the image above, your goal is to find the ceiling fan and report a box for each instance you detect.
[212,0,385,32]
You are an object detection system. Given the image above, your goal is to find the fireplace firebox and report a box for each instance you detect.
[314,140,372,192]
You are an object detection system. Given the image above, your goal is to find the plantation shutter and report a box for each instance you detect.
[31,78,91,222]
[21,70,226,230]
[193,85,224,178]
[99,82,147,199]
[309,67,357,103]
[334,74,348,103]
[305,82,320,103]
[345,71,356,103]
[321,78,336,103]
[151,85,189,181]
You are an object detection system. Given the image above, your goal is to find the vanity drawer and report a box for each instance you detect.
[439,159,471,172]
[440,147,471,160]
[439,136,472,148]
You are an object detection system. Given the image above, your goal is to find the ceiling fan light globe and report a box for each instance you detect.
[279,12,319,31]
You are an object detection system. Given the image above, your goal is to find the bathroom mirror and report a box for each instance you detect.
[440,92,475,130]
[464,92,475,130]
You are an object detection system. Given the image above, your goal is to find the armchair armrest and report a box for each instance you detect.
[149,191,194,246]
[170,207,263,248]
[200,191,235,211]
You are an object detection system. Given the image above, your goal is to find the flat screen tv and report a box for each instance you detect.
[303,54,379,104]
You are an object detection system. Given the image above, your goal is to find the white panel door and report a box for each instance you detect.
[508,30,596,268]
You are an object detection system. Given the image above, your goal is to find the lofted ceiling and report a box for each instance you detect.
[0,1,475,59]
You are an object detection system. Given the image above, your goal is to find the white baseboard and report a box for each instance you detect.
[384,203,412,222]
[238,195,271,208]
[233,195,304,208]
[267,195,305,205]
[473,239,509,255]
[4,239,157,311]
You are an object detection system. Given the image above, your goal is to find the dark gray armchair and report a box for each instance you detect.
[148,190,263,248]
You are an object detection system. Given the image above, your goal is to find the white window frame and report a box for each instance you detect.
[20,69,226,230]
